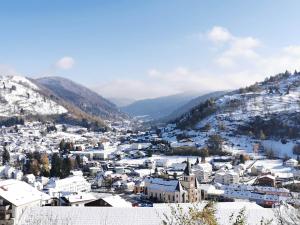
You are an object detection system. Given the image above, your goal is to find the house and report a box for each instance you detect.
[85,195,132,207]
[251,165,270,175]
[214,170,239,185]
[61,192,96,207]
[133,180,145,194]
[143,159,156,169]
[155,159,170,168]
[0,179,51,225]
[233,164,246,176]
[192,163,212,183]
[254,175,276,187]
[23,174,35,184]
[143,159,201,203]
[44,176,91,197]
[285,158,298,167]
[199,184,225,201]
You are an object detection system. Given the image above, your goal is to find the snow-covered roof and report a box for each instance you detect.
[63,192,96,204]
[18,202,277,225]
[144,177,180,192]
[46,176,89,189]
[102,195,132,207]
[0,179,50,206]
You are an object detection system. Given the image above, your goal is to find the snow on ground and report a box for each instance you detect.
[253,159,290,173]
[0,75,67,117]
[262,140,297,158]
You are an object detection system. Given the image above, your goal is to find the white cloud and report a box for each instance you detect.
[205,26,261,68]
[93,79,176,100]
[283,45,300,56]
[56,56,75,70]
[93,26,300,100]
[207,26,232,44]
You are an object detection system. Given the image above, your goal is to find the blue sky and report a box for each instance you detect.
[1,0,300,99]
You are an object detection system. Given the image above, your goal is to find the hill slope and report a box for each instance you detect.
[176,71,300,139]
[0,75,67,117]
[35,76,124,120]
[0,75,108,129]
[163,91,227,122]
[121,92,203,120]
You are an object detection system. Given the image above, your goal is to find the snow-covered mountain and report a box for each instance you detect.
[35,76,125,120]
[176,71,300,139]
[0,75,67,117]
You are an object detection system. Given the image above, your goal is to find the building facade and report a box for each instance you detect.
[143,159,201,203]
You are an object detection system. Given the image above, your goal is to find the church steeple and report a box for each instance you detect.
[184,158,192,176]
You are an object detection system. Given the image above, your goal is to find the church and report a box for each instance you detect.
[143,159,201,203]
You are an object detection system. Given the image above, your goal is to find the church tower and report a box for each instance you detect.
[181,158,200,202]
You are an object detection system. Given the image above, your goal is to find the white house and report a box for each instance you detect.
[143,159,156,169]
[215,170,239,185]
[0,179,51,225]
[23,174,35,184]
[44,176,91,197]
[192,163,212,183]
[285,158,298,167]
[155,159,171,168]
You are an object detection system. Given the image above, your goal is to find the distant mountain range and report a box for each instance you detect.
[121,92,205,120]
[108,97,136,107]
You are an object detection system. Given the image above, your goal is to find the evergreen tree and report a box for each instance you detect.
[61,157,72,178]
[50,153,62,177]
[75,155,81,169]
[173,172,177,180]
[2,147,10,165]
[147,149,153,157]
[239,154,245,164]
[59,139,66,152]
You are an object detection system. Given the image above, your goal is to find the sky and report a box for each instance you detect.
[1,0,300,100]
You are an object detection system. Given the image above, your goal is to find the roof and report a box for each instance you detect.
[0,179,50,206]
[102,195,132,207]
[145,177,180,192]
[18,202,277,225]
[63,192,96,204]
[45,176,89,189]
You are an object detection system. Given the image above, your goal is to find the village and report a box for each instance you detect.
[0,119,299,224]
